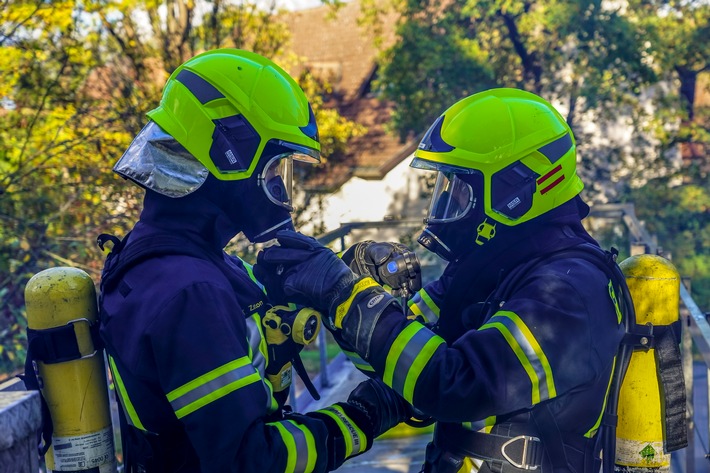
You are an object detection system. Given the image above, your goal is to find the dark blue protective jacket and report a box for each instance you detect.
[99,192,366,472]
[362,200,626,472]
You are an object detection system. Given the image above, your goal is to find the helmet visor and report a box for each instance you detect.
[258,140,320,212]
[426,171,475,224]
[113,121,209,198]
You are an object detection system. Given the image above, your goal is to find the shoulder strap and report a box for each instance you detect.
[488,244,637,473]
[98,232,226,292]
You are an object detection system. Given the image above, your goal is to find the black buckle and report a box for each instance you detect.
[501,435,542,470]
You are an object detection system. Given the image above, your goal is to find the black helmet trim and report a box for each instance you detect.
[299,104,319,142]
[538,132,573,163]
[417,115,455,153]
[175,69,225,104]
[210,115,261,173]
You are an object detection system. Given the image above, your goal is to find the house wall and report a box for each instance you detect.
[298,154,430,239]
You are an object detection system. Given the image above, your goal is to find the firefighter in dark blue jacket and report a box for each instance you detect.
[98,49,410,473]
[254,88,627,473]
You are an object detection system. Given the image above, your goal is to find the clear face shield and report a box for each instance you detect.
[411,158,477,224]
[258,141,320,212]
[426,171,475,224]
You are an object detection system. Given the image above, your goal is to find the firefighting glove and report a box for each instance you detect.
[341,241,422,299]
[255,230,400,359]
[306,379,411,470]
[254,230,357,311]
[346,378,412,438]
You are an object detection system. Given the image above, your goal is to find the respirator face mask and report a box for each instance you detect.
[413,158,488,261]
[243,141,319,243]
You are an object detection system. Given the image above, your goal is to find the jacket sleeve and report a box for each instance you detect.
[146,282,369,472]
[364,262,623,423]
[406,279,446,325]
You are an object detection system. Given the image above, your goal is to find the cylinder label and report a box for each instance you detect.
[52,426,116,471]
[615,438,669,469]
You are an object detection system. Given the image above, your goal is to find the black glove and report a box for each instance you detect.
[341,241,422,298]
[256,231,400,358]
[306,379,411,470]
[254,230,357,312]
[346,378,412,439]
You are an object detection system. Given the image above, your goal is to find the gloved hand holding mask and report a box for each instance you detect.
[254,230,357,313]
[254,230,399,358]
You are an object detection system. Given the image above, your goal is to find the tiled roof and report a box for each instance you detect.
[283,0,419,191]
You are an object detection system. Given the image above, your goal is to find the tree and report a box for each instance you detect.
[0,0,136,374]
[622,0,710,308]
[0,0,363,375]
[363,0,708,309]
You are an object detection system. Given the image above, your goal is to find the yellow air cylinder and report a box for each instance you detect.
[615,254,680,472]
[25,267,116,473]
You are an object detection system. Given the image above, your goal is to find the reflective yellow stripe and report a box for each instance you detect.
[480,311,555,404]
[407,289,440,323]
[167,357,260,418]
[242,259,264,290]
[342,349,375,372]
[273,423,298,473]
[270,420,318,472]
[317,405,366,457]
[585,357,617,438]
[246,314,278,413]
[407,300,425,319]
[384,322,445,403]
[384,322,420,386]
[334,277,379,327]
[483,415,496,433]
[108,355,146,431]
[402,334,444,403]
[608,280,622,324]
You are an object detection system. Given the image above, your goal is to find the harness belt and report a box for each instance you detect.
[435,423,544,471]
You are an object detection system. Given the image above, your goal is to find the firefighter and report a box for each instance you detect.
[98,48,410,472]
[254,88,627,472]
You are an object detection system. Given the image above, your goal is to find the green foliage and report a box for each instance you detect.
[632,183,710,309]
[0,0,364,376]
[365,0,709,313]
[1,0,138,374]
[375,0,494,139]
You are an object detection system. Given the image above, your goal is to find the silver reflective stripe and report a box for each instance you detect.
[408,290,440,324]
[391,327,435,395]
[384,322,445,403]
[169,363,256,413]
[246,316,267,375]
[246,314,275,412]
[166,357,263,418]
[480,311,555,404]
[342,349,375,372]
[282,420,310,473]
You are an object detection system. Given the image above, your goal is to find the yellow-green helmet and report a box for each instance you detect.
[413,88,583,227]
[147,48,320,182]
